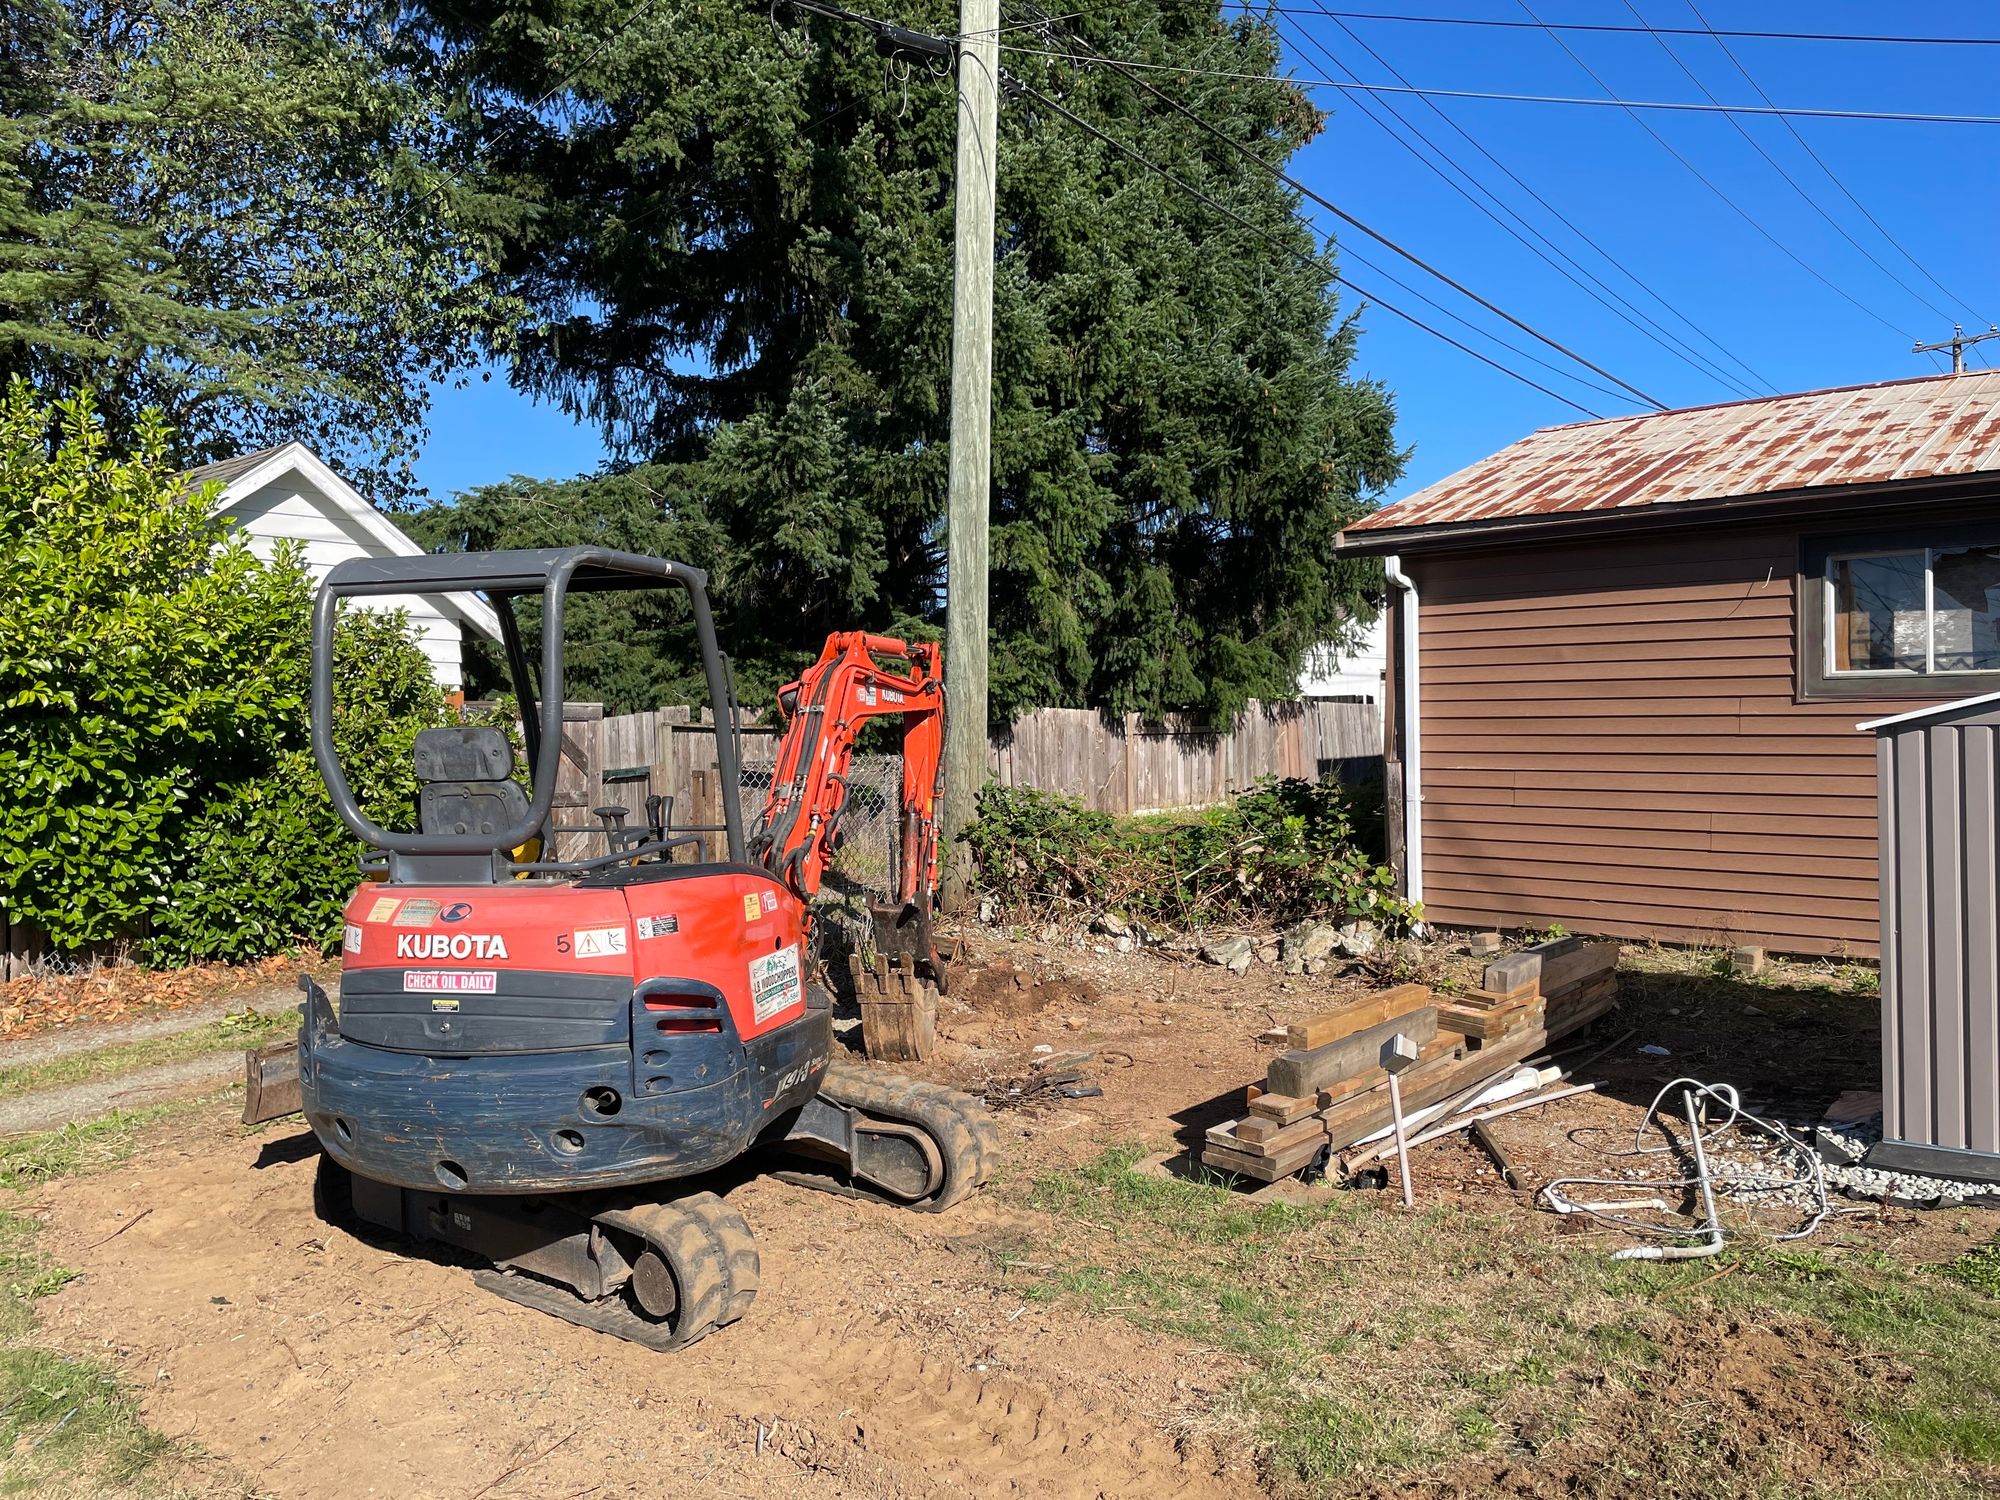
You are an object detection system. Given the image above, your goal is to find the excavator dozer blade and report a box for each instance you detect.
[242,1039,303,1125]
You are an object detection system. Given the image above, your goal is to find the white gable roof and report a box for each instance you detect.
[189,442,501,644]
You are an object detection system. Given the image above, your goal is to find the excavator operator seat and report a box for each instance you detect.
[413,726,529,839]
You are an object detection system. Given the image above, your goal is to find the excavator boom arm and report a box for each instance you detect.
[754,633,945,917]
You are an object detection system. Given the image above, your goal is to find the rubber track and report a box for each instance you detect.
[773,1061,1000,1213]
[478,1191,758,1353]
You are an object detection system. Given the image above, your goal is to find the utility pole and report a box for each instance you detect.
[939,0,998,909]
[1914,323,2000,374]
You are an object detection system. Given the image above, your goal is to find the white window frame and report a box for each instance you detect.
[1825,547,1946,677]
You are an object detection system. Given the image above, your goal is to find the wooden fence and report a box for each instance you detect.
[550,696,1380,840]
[0,698,1378,977]
[987,698,1380,816]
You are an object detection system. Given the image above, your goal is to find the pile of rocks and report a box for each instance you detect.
[1705,1109,2000,1212]
[1196,919,1382,978]
[1812,1114,2000,1209]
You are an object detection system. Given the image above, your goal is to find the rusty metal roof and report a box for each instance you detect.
[1345,371,2000,542]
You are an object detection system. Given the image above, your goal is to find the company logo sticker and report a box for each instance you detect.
[364,896,400,924]
[748,943,804,1023]
[440,901,474,923]
[635,914,679,940]
[342,924,363,955]
[394,898,441,928]
[760,889,779,914]
[397,932,509,961]
[402,970,496,994]
[573,926,628,959]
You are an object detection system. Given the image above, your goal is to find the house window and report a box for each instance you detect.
[1803,531,2000,698]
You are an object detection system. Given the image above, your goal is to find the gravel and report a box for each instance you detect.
[1707,1111,2000,1213]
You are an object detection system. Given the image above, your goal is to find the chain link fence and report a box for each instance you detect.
[741,753,906,972]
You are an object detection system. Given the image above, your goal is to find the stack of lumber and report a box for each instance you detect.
[850,953,937,1062]
[1200,939,1621,1184]
[1203,983,1441,1181]
[1433,937,1619,1049]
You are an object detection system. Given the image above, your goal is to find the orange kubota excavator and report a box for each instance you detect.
[244,547,993,1351]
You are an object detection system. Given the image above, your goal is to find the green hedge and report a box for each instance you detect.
[0,383,446,965]
[966,776,1416,931]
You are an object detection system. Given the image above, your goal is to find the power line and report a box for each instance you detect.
[1004,75,1610,417]
[1615,0,1958,340]
[1676,0,1994,341]
[1313,3,1775,393]
[994,46,2000,124]
[1011,24,1667,408]
[1240,10,2000,48]
[1278,2,1770,397]
[1507,0,1922,347]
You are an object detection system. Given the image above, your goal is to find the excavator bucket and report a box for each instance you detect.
[869,899,949,994]
[242,1039,303,1125]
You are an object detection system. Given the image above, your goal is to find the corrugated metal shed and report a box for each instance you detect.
[1866,692,2000,1185]
[1348,371,2000,537]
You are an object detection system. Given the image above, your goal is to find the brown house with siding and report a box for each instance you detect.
[1336,371,2000,959]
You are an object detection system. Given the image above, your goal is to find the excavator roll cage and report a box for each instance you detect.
[310,547,946,971]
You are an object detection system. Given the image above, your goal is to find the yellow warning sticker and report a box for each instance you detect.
[365,896,400,924]
[742,893,762,922]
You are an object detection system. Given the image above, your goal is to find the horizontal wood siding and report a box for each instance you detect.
[1415,525,1915,957]
[220,482,468,689]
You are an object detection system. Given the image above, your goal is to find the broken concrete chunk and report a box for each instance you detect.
[1202,935,1255,975]
[1335,920,1380,959]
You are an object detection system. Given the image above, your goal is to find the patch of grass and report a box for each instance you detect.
[0,1008,290,1101]
[1933,1238,2000,1297]
[998,1145,2000,1497]
[0,1093,226,1191]
[0,1198,197,1495]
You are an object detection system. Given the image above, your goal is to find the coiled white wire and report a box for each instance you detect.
[1539,1077,1830,1257]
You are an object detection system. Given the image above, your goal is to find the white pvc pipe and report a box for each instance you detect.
[1387,1072,1415,1208]
[1385,554,1422,904]
[1613,1088,1727,1262]
[1398,1082,1598,1153]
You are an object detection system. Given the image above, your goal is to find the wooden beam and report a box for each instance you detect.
[1266,1009,1440,1098]
[1285,984,1433,1050]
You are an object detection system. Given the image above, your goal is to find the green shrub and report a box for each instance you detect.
[967,776,1415,930]
[147,605,448,963]
[0,384,309,949]
[0,382,451,965]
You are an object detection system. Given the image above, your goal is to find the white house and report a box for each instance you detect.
[187,443,500,691]
[1299,615,1387,703]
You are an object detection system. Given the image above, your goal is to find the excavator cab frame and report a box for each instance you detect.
[311,546,747,885]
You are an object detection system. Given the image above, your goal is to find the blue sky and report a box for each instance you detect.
[411,1,2000,508]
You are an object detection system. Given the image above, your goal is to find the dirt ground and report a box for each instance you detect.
[18,931,1981,1498]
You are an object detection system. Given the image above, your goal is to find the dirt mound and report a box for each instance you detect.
[1350,1314,1883,1500]
[962,960,1100,1019]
